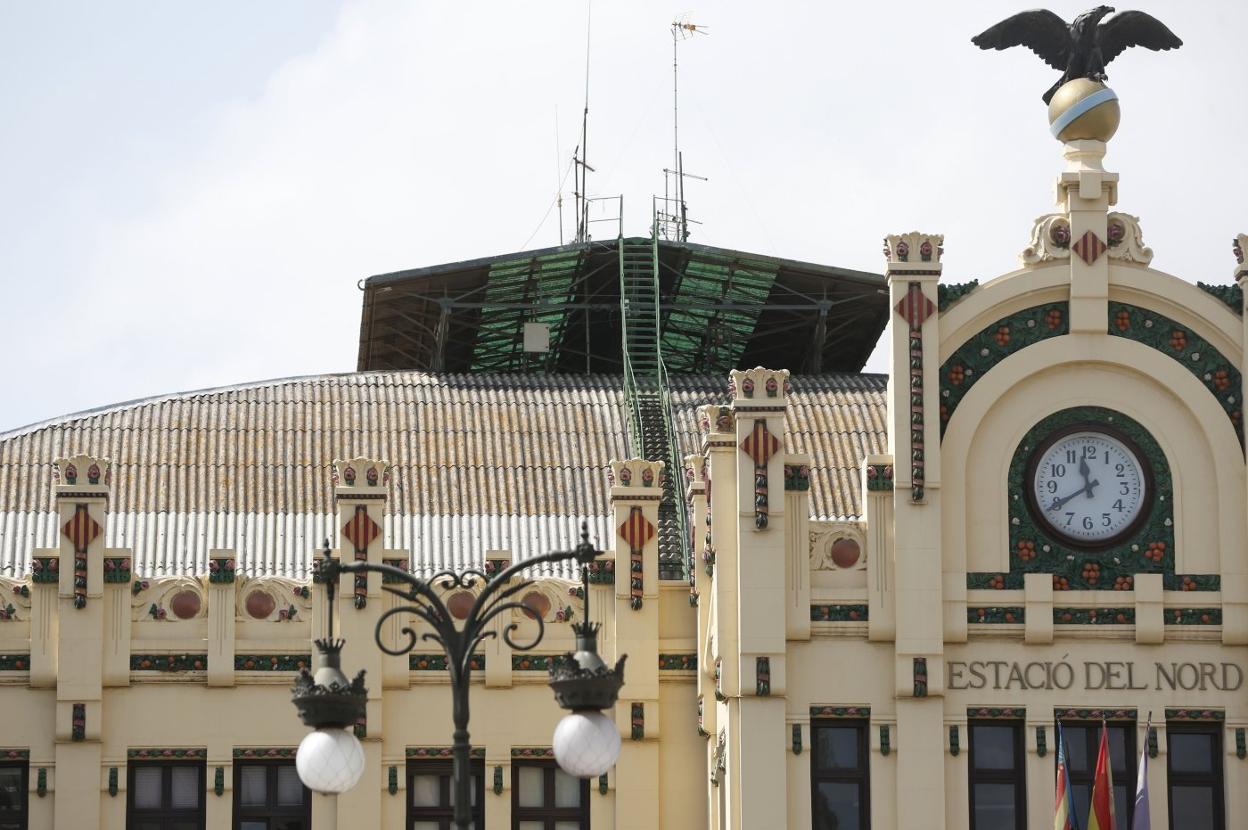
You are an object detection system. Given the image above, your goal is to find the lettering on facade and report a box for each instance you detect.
[946,660,1243,692]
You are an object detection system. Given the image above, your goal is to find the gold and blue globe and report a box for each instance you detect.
[1048,78,1121,142]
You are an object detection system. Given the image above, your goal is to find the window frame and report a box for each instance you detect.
[232,760,310,830]
[406,758,485,830]
[125,760,206,830]
[510,759,589,830]
[0,760,29,830]
[1165,722,1225,830]
[967,720,1027,830]
[1056,721,1137,830]
[808,719,871,830]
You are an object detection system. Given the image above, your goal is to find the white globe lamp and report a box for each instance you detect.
[552,711,621,778]
[296,727,366,794]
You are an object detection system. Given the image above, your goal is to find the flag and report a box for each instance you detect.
[1087,721,1116,830]
[1133,718,1151,830]
[1054,722,1077,830]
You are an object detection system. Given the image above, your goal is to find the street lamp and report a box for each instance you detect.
[291,524,626,829]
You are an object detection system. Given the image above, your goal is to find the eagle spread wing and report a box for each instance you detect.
[971,9,1071,70]
[1098,10,1183,66]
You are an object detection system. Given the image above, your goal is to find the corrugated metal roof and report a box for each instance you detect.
[0,371,886,577]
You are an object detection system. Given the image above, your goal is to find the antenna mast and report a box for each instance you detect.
[659,18,708,242]
[573,1,595,244]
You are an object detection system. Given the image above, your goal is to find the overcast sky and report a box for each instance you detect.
[2,1,1245,432]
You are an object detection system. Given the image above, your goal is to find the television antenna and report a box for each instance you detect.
[659,16,708,242]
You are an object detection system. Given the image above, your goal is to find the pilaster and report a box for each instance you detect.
[783,453,811,642]
[728,367,790,830]
[101,552,131,686]
[1058,140,1118,334]
[52,454,109,830]
[884,234,947,828]
[483,551,514,689]
[608,458,663,830]
[330,456,390,830]
[863,454,896,642]
[1229,233,1248,644]
[207,550,236,687]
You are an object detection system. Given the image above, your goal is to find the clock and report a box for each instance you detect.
[1025,424,1152,549]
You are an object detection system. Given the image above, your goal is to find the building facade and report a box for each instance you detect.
[2,109,1247,830]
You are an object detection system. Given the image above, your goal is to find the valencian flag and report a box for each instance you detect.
[1087,721,1116,830]
[1054,722,1078,830]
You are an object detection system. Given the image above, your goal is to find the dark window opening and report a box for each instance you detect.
[968,721,1026,830]
[810,720,870,830]
[407,758,484,830]
[511,759,588,830]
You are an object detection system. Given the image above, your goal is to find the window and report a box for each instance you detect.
[1058,722,1136,828]
[511,760,588,830]
[968,721,1026,830]
[810,720,870,830]
[407,759,484,830]
[0,761,28,830]
[1166,723,1224,830]
[234,762,310,830]
[127,762,205,830]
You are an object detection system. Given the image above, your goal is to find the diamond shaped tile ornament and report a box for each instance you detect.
[63,505,99,609]
[619,507,654,610]
[740,419,781,529]
[343,506,380,610]
[1072,230,1107,265]
[895,282,934,502]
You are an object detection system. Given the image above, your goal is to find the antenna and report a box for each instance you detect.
[555,108,564,246]
[659,16,708,242]
[573,1,594,244]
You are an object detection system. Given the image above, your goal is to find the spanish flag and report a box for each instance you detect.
[1054,722,1077,830]
[1087,721,1116,830]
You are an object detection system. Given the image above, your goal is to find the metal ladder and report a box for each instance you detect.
[618,219,693,581]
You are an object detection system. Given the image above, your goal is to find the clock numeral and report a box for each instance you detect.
[1082,516,1094,530]
[1113,499,1124,512]
[1115,463,1125,477]
[1065,449,1077,463]
[1064,512,1075,527]
[1051,463,1066,477]
[1083,445,1097,458]
[1046,481,1058,494]
[1102,513,1112,527]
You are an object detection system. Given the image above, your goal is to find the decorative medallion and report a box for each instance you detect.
[619,506,653,610]
[1072,230,1107,265]
[740,419,781,527]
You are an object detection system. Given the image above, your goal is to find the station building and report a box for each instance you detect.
[0,94,1246,830]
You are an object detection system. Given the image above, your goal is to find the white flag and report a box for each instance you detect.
[1133,728,1150,830]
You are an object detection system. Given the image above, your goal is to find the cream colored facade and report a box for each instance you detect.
[2,137,1248,830]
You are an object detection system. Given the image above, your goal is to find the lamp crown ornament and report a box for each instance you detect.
[291,639,368,730]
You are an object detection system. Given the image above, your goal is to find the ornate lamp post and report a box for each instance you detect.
[291,524,625,829]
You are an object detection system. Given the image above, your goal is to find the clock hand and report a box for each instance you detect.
[1048,487,1088,510]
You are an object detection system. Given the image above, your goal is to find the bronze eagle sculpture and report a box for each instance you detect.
[972,6,1182,104]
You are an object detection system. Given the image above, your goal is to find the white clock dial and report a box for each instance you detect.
[1030,430,1148,546]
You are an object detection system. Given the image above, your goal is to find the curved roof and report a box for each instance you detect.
[0,371,886,579]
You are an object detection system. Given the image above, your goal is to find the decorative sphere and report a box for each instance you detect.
[552,712,621,778]
[296,728,366,794]
[1048,78,1120,142]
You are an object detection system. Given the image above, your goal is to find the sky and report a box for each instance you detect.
[1,1,1246,432]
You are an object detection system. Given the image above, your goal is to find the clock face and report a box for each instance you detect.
[1027,427,1151,548]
